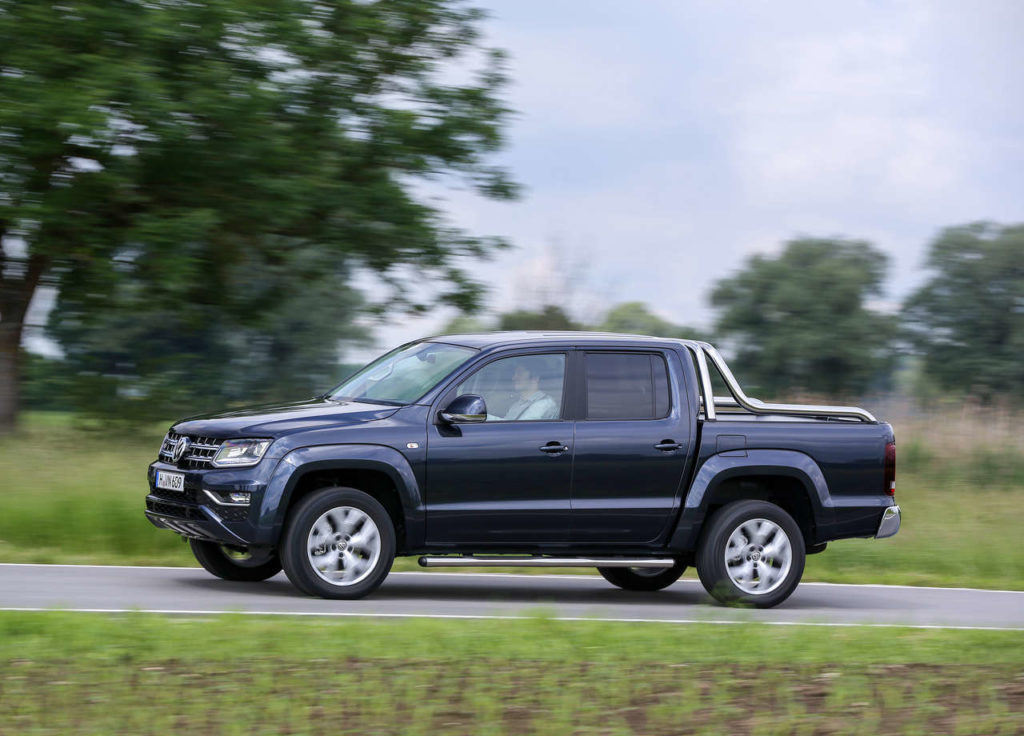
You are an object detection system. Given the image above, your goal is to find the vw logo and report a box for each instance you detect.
[172,436,191,463]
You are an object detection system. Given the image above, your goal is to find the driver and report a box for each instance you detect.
[503,359,559,420]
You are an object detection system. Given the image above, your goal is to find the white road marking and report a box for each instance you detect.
[0,563,195,571]
[1,563,1023,595]
[1,606,1023,632]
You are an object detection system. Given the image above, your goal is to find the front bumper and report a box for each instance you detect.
[875,505,901,539]
[145,460,272,546]
[145,501,249,545]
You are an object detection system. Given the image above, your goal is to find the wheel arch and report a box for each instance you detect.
[668,449,833,551]
[260,444,425,552]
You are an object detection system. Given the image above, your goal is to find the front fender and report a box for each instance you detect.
[668,449,834,551]
[257,444,425,548]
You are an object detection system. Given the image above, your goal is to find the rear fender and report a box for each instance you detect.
[668,449,834,551]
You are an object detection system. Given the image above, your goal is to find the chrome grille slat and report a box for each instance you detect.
[157,431,223,468]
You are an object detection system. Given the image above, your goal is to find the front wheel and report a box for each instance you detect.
[695,500,805,608]
[280,487,396,600]
[189,540,282,582]
[598,561,687,591]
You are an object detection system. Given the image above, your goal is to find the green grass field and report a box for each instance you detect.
[2,413,1023,734]
[2,612,1023,735]
[1,411,1022,589]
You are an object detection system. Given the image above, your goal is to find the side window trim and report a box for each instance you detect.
[435,349,572,423]
[581,350,674,422]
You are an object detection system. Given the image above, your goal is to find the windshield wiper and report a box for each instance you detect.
[328,395,408,407]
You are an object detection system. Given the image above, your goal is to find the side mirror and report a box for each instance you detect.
[439,394,487,424]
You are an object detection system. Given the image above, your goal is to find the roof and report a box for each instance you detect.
[426,331,705,350]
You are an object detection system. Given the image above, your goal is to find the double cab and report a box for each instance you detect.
[146,332,900,608]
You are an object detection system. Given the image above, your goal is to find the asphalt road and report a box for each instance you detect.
[2,563,1022,630]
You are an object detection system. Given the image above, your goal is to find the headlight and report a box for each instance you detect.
[212,439,272,468]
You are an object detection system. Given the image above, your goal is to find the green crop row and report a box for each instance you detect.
[1,613,1023,736]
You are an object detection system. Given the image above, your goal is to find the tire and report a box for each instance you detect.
[280,487,396,600]
[189,539,282,582]
[598,561,687,591]
[695,500,805,608]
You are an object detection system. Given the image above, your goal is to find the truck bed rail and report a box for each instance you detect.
[689,342,877,423]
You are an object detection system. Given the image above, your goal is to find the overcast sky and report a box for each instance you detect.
[356,0,1024,359]
[22,1,1024,361]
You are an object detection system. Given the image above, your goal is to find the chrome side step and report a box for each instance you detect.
[418,556,676,568]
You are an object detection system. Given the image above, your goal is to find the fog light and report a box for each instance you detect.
[229,492,251,504]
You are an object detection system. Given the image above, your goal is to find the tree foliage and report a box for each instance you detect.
[710,238,897,398]
[903,223,1024,402]
[497,305,579,331]
[0,0,516,426]
[597,301,706,341]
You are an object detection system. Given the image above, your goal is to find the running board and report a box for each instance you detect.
[418,556,676,568]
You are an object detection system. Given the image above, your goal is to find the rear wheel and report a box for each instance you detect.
[695,500,805,608]
[280,487,396,600]
[597,561,687,591]
[189,540,282,582]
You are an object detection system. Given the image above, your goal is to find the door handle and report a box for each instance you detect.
[539,442,569,454]
[654,440,682,452]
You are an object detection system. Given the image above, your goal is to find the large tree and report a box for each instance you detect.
[0,0,516,430]
[903,223,1024,402]
[710,238,897,398]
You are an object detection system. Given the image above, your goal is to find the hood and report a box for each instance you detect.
[172,398,400,438]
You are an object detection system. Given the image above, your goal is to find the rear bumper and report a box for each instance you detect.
[875,505,901,539]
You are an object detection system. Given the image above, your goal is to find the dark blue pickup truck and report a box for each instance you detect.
[146,332,900,608]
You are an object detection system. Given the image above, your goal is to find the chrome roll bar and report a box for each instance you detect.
[692,345,717,421]
[686,342,876,423]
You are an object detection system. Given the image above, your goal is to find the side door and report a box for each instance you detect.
[424,350,574,545]
[570,349,692,544]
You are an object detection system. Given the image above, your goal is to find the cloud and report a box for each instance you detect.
[724,19,971,212]
[358,0,1024,357]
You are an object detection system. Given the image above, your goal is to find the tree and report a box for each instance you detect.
[710,238,897,398]
[498,305,579,331]
[440,314,491,334]
[0,0,516,431]
[903,223,1024,402]
[598,301,706,341]
[50,245,370,418]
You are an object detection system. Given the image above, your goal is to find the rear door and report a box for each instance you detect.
[570,349,692,544]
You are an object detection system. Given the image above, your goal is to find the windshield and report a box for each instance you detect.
[328,342,476,405]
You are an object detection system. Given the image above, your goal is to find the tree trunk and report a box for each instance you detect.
[0,324,18,435]
[0,252,46,435]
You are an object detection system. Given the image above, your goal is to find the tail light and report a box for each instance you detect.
[884,441,896,497]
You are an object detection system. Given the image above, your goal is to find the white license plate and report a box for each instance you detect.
[155,471,185,492]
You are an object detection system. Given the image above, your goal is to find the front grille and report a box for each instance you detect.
[146,498,205,521]
[158,431,223,469]
[150,484,199,504]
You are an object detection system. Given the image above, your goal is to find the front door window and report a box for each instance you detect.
[455,353,566,421]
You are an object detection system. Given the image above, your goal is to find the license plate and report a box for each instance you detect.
[155,471,185,492]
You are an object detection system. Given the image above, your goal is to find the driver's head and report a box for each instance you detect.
[512,359,542,397]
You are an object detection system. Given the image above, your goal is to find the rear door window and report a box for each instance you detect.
[584,352,670,420]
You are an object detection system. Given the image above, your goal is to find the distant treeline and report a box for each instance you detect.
[445,223,1023,404]
[24,220,1020,420]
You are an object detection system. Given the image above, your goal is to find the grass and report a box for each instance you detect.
[1,411,1023,589]
[1,612,1023,735]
